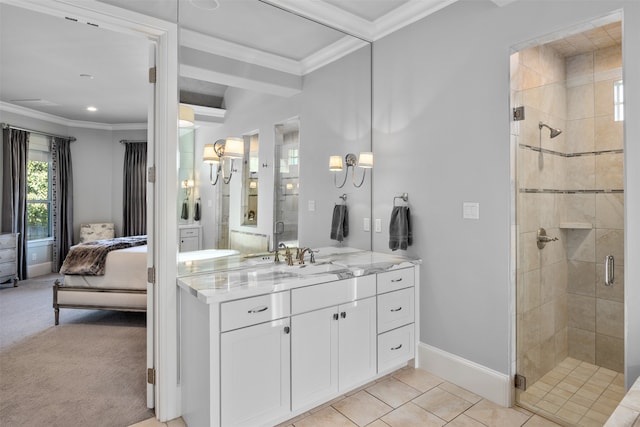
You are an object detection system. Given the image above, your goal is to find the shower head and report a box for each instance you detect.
[539,122,562,138]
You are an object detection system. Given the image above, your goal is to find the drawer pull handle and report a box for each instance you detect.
[340,311,347,319]
[284,326,290,334]
[391,344,403,351]
[390,307,403,312]
[333,313,339,320]
[391,278,403,283]
[248,306,268,314]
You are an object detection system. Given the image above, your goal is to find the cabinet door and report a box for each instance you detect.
[179,236,199,252]
[221,319,291,427]
[291,306,339,410]
[338,297,377,391]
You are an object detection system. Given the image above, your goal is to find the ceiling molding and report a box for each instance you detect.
[0,101,146,131]
[264,0,373,40]
[301,35,368,75]
[372,0,460,41]
[181,28,303,76]
[184,103,226,120]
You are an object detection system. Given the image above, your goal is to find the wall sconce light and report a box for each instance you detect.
[203,137,245,185]
[329,152,373,188]
[181,179,194,197]
[179,104,195,128]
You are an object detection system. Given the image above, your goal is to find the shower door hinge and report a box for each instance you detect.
[148,66,157,84]
[147,266,156,285]
[513,106,525,121]
[147,368,156,385]
[514,374,527,390]
[148,165,156,183]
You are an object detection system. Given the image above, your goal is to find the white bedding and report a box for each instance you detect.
[63,244,147,290]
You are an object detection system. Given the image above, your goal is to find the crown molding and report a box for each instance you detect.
[180,28,302,76]
[372,0,460,41]
[490,0,519,6]
[0,102,146,131]
[301,35,369,75]
[183,103,226,120]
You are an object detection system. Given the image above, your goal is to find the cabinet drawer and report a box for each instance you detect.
[0,249,16,263]
[377,267,414,294]
[221,292,290,332]
[180,228,199,238]
[378,324,414,373]
[377,287,414,333]
[0,235,16,250]
[0,262,16,277]
[291,275,376,314]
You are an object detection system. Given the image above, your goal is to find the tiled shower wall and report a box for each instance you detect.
[514,44,569,387]
[514,41,625,385]
[564,45,624,373]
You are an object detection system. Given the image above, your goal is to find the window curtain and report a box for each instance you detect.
[51,137,74,271]
[123,142,147,236]
[1,128,29,279]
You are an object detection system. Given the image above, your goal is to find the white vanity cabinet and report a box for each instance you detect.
[291,296,376,410]
[179,262,419,427]
[219,292,291,427]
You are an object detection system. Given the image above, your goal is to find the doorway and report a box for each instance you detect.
[511,16,625,426]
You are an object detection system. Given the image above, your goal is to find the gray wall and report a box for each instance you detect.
[195,44,372,252]
[372,0,640,387]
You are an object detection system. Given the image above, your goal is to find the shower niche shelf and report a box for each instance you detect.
[559,222,592,229]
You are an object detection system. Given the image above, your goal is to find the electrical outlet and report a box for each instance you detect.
[31,253,37,261]
[363,217,370,231]
[308,200,315,211]
[375,219,382,233]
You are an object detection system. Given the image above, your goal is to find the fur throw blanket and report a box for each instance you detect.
[60,235,147,276]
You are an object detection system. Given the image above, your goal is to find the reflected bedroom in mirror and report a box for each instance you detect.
[176,0,372,275]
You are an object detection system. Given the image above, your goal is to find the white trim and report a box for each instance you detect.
[27,262,53,278]
[372,0,460,41]
[180,28,302,76]
[490,0,520,6]
[182,103,226,120]
[417,342,512,407]
[301,35,369,75]
[0,102,147,131]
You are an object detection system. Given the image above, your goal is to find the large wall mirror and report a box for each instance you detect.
[176,0,372,271]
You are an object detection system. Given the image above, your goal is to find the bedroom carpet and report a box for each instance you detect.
[0,273,154,426]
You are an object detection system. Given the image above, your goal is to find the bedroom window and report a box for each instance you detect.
[27,135,52,241]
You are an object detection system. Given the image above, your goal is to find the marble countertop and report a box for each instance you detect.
[604,376,640,426]
[177,247,419,304]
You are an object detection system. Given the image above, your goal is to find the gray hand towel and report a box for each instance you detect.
[330,204,349,242]
[389,206,411,250]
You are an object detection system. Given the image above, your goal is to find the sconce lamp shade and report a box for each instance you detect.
[224,137,244,159]
[329,155,343,171]
[203,144,219,163]
[358,152,374,168]
[179,104,195,128]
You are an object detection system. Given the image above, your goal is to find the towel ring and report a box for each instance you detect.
[393,193,409,206]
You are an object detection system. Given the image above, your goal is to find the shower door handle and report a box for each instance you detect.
[604,255,614,286]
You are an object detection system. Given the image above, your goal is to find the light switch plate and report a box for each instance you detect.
[463,202,480,220]
[375,219,382,233]
[308,200,315,211]
[363,217,370,232]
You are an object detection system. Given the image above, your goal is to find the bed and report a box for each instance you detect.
[53,236,148,325]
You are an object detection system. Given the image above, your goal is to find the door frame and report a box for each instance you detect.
[1,0,180,420]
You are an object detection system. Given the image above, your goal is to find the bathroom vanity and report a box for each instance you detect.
[177,248,420,427]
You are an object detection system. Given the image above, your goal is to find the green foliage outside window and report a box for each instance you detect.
[27,160,51,240]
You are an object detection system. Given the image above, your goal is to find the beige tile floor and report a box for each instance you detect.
[276,366,561,427]
[517,357,625,427]
[131,366,565,427]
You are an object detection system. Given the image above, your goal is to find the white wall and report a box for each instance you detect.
[372,0,640,388]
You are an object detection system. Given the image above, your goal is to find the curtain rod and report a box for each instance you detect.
[1,123,76,142]
[119,139,147,144]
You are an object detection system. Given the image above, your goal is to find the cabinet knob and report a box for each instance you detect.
[340,311,346,319]
[284,326,290,334]
[333,313,339,320]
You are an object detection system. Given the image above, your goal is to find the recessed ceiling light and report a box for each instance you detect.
[80,73,94,79]
[86,106,98,112]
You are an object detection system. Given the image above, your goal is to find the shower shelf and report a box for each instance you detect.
[559,222,593,229]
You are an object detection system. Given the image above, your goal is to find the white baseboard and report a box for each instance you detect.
[28,262,54,278]
[417,342,512,407]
